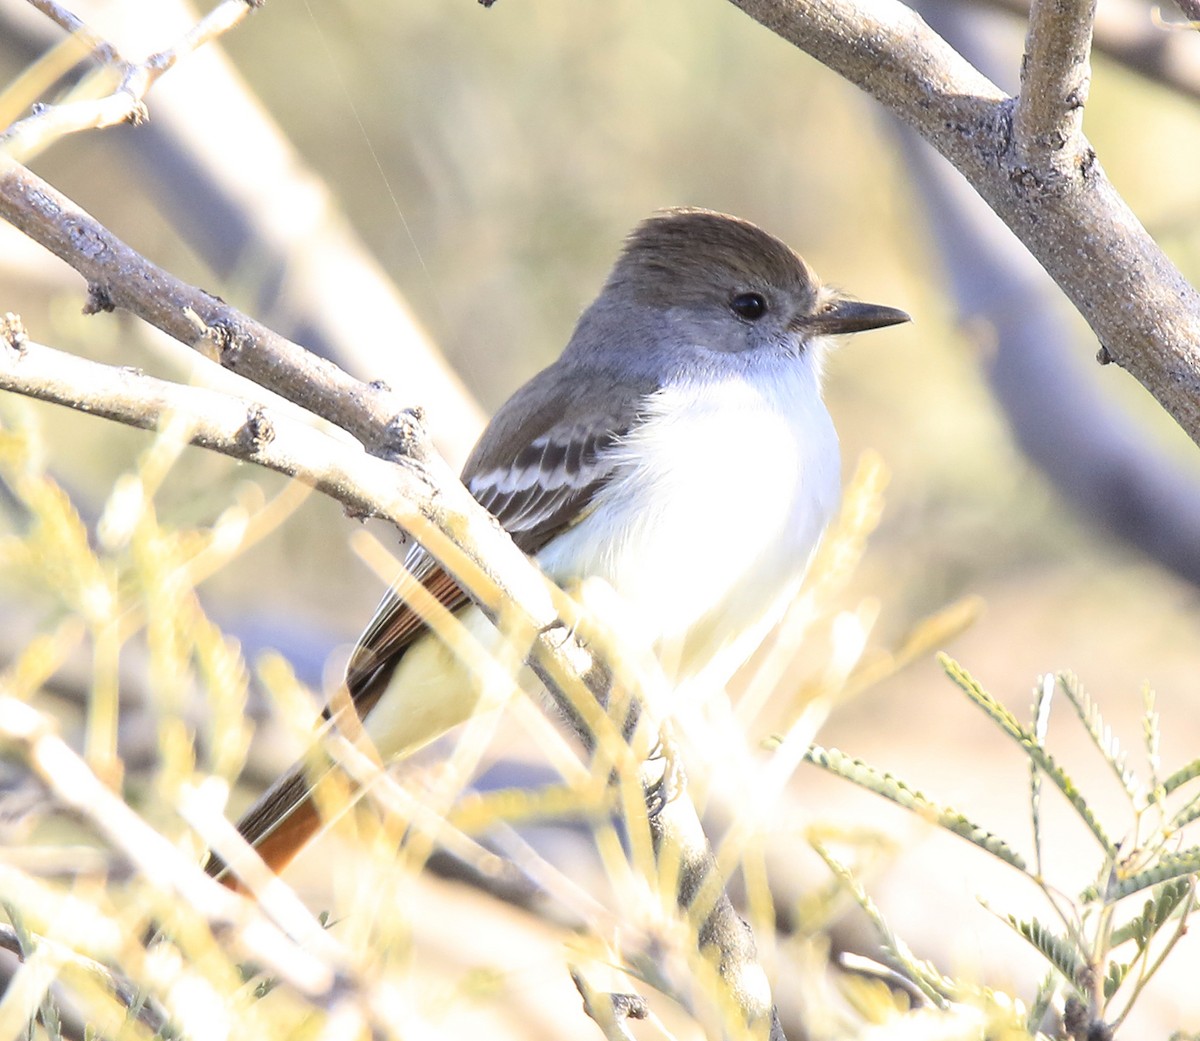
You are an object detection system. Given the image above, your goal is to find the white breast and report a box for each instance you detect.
[535,349,840,692]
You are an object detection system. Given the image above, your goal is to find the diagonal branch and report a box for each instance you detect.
[0,159,421,459]
[1169,0,1200,23]
[903,0,1200,588]
[23,0,116,62]
[976,0,1200,101]
[1013,0,1097,167]
[4,0,259,159]
[0,695,370,1018]
[1,0,485,465]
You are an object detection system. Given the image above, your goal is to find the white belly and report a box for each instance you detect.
[536,357,840,690]
[366,354,841,760]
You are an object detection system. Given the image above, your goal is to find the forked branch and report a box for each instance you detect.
[727,0,1200,450]
[4,0,260,160]
[1013,0,1097,168]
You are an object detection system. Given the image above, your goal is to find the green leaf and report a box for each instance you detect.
[1003,915,1086,992]
[254,975,280,999]
[1103,959,1129,1000]
[1110,879,1193,950]
[1030,675,1054,875]
[1159,758,1200,799]
[1143,683,1161,791]
[939,655,1115,856]
[1169,794,1200,832]
[805,745,1027,871]
[1106,848,1200,902]
[1027,971,1059,1035]
[41,996,64,1041]
[1058,672,1139,799]
[811,841,955,1009]
[939,654,1023,740]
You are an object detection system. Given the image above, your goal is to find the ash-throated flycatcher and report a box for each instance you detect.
[219,208,909,879]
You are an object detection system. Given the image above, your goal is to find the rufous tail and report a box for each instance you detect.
[205,762,328,888]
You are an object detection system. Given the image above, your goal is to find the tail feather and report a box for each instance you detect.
[206,762,328,885]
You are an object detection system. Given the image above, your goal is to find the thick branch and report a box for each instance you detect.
[978,0,1200,100]
[1013,0,1096,166]
[728,0,1200,449]
[904,0,1200,587]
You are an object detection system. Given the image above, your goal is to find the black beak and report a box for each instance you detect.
[796,299,911,337]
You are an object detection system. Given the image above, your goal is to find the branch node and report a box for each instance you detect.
[209,317,254,367]
[1011,166,1042,190]
[379,408,430,463]
[570,970,648,1041]
[1,313,29,354]
[124,100,150,127]
[236,406,276,452]
[1096,344,1113,366]
[83,282,116,314]
[608,992,649,1021]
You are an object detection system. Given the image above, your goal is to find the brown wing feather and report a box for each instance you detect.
[341,558,471,719]
[223,364,653,883]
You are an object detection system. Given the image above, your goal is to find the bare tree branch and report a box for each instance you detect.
[901,129,1200,584]
[1013,0,1096,165]
[3,0,259,160]
[978,0,1200,99]
[22,0,115,61]
[0,159,424,458]
[727,0,1200,449]
[1168,0,1200,23]
[0,0,485,464]
[904,0,1200,586]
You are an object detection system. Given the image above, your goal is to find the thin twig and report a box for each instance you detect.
[4,0,259,159]
[0,696,366,1016]
[0,323,420,522]
[0,922,171,1034]
[570,969,649,1041]
[1013,0,1097,167]
[144,0,262,79]
[22,0,117,62]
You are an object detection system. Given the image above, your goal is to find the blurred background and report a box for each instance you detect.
[2,0,1200,1036]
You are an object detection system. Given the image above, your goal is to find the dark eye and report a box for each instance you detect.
[730,292,768,320]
